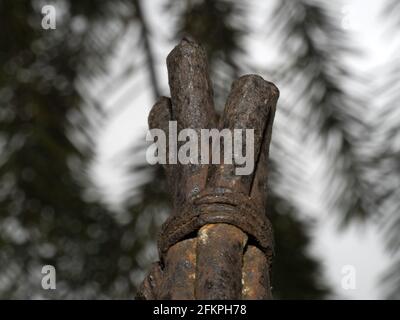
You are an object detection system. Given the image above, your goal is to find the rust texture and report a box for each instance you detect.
[210,74,279,195]
[157,239,197,299]
[136,262,163,300]
[136,37,279,300]
[195,224,247,299]
[166,38,217,210]
[242,245,272,300]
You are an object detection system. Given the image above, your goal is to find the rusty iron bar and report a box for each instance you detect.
[136,37,279,300]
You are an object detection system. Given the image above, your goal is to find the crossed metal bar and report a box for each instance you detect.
[137,38,279,300]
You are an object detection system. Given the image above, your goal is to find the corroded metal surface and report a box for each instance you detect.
[196,224,247,299]
[136,38,279,300]
[210,74,279,194]
[159,190,274,263]
[166,37,217,210]
[242,245,272,300]
[136,262,163,300]
[158,239,197,299]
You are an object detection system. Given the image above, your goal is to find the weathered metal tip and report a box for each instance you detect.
[234,74,279,98]
[167,37,204,64]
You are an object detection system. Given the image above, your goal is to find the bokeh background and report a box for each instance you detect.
[0,0,399,299]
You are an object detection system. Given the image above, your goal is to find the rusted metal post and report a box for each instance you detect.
[136,38,279,300]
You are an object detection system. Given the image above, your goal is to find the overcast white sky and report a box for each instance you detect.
[90,0,395,299]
